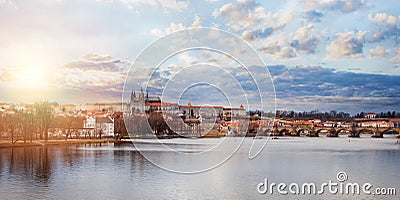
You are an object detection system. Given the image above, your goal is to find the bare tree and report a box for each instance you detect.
[18,110,35,143]
[34,101,53,142]
[0,114,4,139]
[3,111,19,144]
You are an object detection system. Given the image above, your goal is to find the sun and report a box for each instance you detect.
[14,65,52,90]
[20,67,50,90]
[9,47,58,91]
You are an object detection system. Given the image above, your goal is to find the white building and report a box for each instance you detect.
[84,115,114,137]
[96,117,114,137]
[84,116,96,129]
[322,121,336,127]
[366,112,376,119]
[360,121,394,128]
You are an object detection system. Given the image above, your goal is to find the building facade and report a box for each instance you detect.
[128,88,162,114]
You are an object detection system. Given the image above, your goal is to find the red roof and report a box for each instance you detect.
[390,118,400,122]
[293,121,313,125]
[148,102,179,107]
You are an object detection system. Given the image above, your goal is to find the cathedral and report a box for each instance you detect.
[129,88,161,114]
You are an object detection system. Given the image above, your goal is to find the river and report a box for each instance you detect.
[0,136,399,199]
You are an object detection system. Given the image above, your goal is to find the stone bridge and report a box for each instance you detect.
[269,126,400,138]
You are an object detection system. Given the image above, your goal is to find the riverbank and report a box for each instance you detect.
[0,139,131,148]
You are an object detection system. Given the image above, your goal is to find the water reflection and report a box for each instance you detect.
[0,138,399,199]
[1,147,52,186]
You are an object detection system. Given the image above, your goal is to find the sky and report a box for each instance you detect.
[0,0,399,113]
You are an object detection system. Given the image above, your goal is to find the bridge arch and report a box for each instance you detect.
[382,128,399,135]
[357,129,374,135]
[336,128,348,134]
[315,128,329,135]
[297,128,316,136]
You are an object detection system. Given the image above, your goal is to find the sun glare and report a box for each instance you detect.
[10,60,53,91]
[10,47,57,91]
[14,65,51,90]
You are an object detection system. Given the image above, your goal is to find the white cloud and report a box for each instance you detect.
[279,47,296,58]
[102,0,189,12]
[368,13,399,43]
[83,54,120,63]
[326,31,367,60]
[275,10,295,28]
[258,31,298,58]
[369,12,397,28]
[150,15,204,37]
[387,15,397,28]
[259,42,297,59]
[191,16,204,27]
[391,48,400,63]
[241,28,273,41]
[63,54,127,72]
[212,1,262,29]
[151,22,185,37]
[212,0,297,44]
[211,0,300,34]
[259,42,281,55]
[371,31,384,42]
[368,13,388,24]
[369,45,390,59]
[290,24,320,53]
[302,0,368,14]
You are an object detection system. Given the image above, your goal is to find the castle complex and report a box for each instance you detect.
[128,88,163,114]
[127,88,246,120]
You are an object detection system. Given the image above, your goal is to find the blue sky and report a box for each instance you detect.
[0,0,399,113]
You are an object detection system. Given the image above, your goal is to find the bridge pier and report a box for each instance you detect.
[306,128,318,137]
[327,128,338,137]
[307,131,319,137]
[348,127,360,138]
[371,130,384,138]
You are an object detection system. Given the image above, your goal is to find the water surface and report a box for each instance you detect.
[0,136,399,199]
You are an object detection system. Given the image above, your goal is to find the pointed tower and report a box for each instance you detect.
[139,87,145,100]
[130,89,136,101]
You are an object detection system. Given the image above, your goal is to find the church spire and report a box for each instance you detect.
[139,87,144,100]
[130,89,136,101]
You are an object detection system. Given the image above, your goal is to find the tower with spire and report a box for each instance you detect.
[129,88,146,114]
[128,87,161,115]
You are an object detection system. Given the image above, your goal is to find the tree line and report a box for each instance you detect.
[0,101,126,144]
[354,111,399,118]
[0,101,58,143]
[275,110,352,121]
